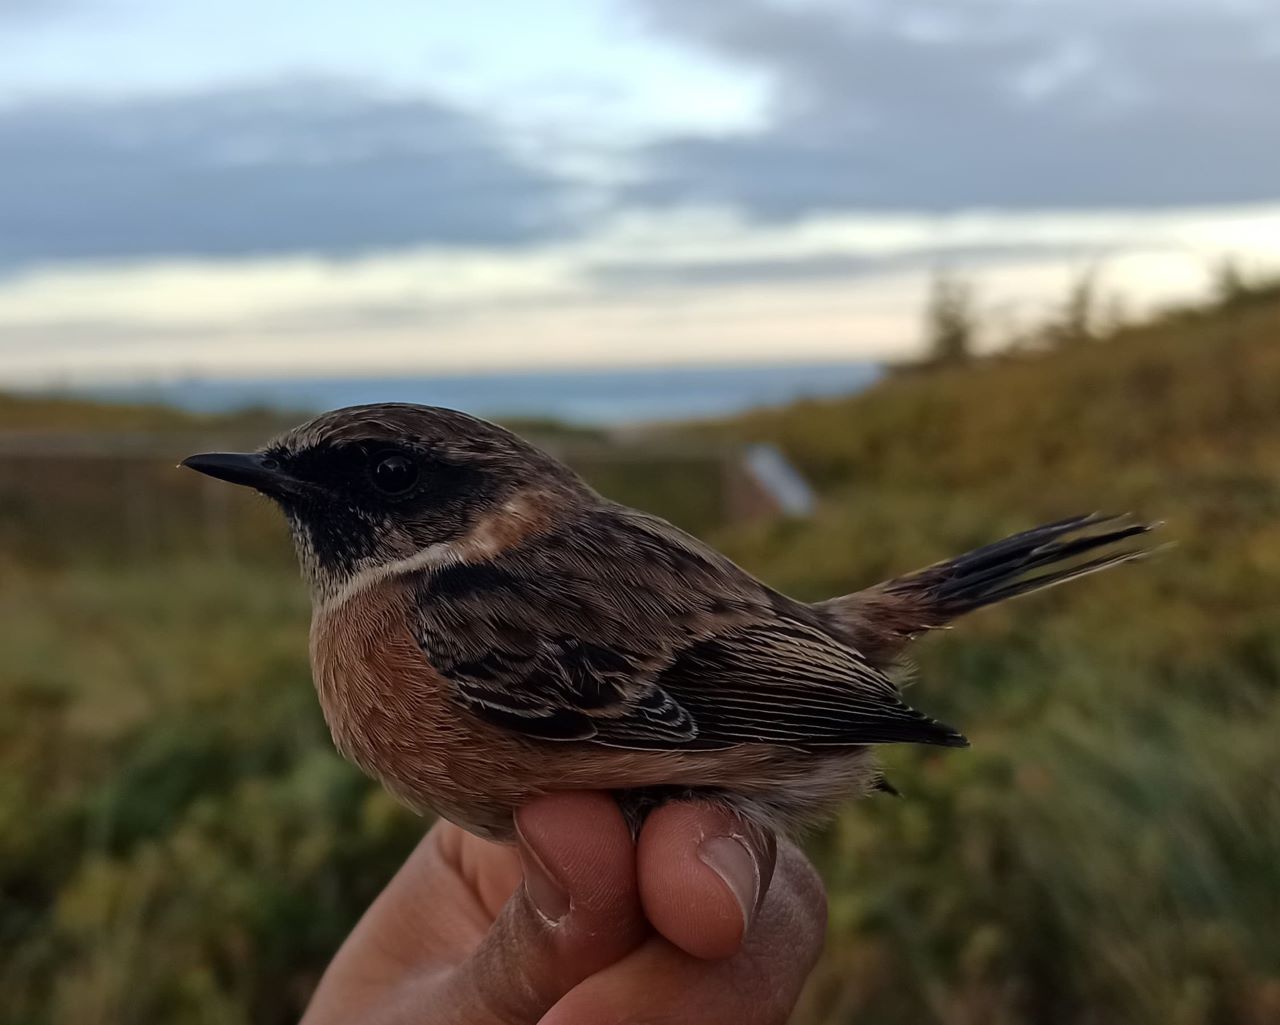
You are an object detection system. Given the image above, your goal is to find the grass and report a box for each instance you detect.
[3,282,1280,1023]
[0,561,422,1024]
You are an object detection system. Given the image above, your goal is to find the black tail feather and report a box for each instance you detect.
[820,513,1159,667]
[924,513,1156,617]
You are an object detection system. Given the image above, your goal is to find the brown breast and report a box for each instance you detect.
[308,582,526,834]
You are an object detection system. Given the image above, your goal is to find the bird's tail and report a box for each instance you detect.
[819,513,1157,666]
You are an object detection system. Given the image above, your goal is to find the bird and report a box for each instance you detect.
[181,403,1152,842]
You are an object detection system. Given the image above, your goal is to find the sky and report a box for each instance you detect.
[2,0,1280,382]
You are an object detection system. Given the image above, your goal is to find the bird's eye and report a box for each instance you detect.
[370,453,420,495]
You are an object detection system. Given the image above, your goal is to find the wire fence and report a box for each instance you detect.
[0,433,812,566]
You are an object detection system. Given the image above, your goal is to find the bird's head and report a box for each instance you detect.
[182,403,587,602]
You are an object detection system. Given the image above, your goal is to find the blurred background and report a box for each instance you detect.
[3,1,1279,1022]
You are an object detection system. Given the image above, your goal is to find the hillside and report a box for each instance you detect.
[2,283,1279,1025]
[719,286,1280,500]
[707,284,1280,1025]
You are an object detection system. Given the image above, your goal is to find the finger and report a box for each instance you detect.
[540,839,828,1025]
[438,791,648,1024]
[636,801,778,959]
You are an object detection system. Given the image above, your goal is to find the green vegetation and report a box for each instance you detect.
[922,270,979,367]
[0,391,295,434]
[713,280,1280,1025]
[3,281,1279,1024]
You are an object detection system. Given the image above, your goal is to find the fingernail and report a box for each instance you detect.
[698,835,761,934]
[515,824,571,925]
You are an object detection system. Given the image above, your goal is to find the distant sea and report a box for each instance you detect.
[74,362,882,426]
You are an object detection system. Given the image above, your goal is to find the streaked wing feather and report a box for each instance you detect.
[415,506,964,751]
[644,620,967,750]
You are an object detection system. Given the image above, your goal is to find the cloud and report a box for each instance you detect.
[0,0,69,21]
[7,201,1277,370]
[628,0,1280,215]
[0,79,581,270]
[589,242,1102,290]
[5,2,1277,277]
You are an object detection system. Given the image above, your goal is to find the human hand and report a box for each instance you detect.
[301,792,827,1025]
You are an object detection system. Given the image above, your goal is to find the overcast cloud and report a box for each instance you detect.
[2,0,1279,377]
[0,0,63,21]
[1,0,1278,271]
[629,0,1280,215]
[0,80,578,269]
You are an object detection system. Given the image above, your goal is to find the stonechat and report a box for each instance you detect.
[182,403,1151,840]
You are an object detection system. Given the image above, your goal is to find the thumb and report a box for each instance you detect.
[438,792,648,1024]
